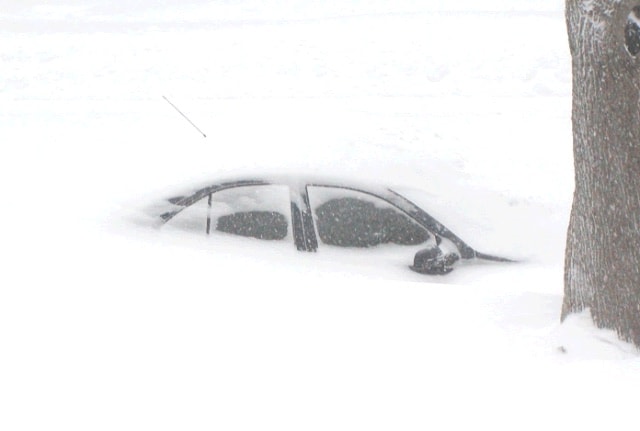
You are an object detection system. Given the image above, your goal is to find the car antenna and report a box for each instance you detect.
[162,95,207,138]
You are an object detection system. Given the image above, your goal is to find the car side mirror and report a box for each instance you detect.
[410,246,460,275]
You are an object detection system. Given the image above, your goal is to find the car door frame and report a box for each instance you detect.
[298,182,478,259]
[159,178,505,262]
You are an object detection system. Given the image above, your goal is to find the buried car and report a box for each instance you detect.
[156,177,510,275]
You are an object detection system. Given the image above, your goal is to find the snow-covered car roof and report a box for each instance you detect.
[154,175,510,264]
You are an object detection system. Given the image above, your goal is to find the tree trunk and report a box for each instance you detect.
[563,0,640,347]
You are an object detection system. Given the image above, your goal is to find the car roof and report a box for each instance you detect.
[157,176,417,222]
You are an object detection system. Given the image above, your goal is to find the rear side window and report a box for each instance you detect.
[307,186,432,248]
[165,185,291,241]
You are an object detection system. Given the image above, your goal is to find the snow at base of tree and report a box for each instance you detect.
[1,1,639,430]
[554,309,639,359]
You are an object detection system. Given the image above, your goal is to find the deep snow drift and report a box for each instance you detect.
[2,1,639,430]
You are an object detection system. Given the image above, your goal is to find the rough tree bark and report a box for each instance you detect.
[563,0,640,347]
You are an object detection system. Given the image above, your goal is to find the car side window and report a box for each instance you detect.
[165,185,291,241]
[307,186,432,248]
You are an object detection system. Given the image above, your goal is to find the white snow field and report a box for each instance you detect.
[2,1,640,430]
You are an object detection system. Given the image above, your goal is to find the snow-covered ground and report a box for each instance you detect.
[2,1,640,430]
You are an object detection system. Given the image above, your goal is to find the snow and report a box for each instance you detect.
[629,8,640,27]
[2,1,639,430]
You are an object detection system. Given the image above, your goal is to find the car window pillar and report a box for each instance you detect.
[290,186,318,252]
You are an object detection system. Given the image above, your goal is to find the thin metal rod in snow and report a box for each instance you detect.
[162,95,207,138]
